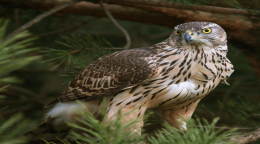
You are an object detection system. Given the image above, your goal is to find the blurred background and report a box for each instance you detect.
[0,0,260,143]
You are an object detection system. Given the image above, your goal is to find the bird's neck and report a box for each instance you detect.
[151,39,230,77]
[153,38,228,60]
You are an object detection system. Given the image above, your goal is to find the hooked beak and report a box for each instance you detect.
[184,31,193,43]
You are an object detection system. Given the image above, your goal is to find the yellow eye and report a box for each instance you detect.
[202,28,211,33]
[175,30,180,35]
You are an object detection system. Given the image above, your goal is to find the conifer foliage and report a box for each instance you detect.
[0,19,40,144]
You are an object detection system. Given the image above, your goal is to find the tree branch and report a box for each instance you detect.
[99,1,131,49]
[1,0,81,43]
[0,0,178,28]
[222,128,260,144]
[24,17,98,39]
[196,125,254,130]
[106,0,259,16]
[2,0,260,78]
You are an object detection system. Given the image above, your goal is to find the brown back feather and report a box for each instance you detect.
[46,48,159,107]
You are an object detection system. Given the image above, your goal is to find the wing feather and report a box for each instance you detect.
[46,48,159,107]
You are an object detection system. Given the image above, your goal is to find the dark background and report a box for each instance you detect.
[0,0,260,142]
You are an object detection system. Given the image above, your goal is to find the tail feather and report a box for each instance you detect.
[20,117,70,144]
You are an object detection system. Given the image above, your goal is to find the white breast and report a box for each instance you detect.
[150,79,200,109]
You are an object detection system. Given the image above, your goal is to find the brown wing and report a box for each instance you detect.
[47,48,159,107]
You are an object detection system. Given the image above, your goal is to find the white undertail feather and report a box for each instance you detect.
[46,101,82,126]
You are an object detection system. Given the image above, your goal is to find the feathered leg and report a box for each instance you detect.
[103,103,147,135]
[161,99,201,130]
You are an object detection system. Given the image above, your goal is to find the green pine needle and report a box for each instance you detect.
[148,117,237,144]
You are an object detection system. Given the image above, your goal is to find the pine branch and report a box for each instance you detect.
[99,1,131,49]
[150,117,237,144]
[1,0,81,43]
[0,107,33,117]
[5,85,39,99]
[43,35,122,72]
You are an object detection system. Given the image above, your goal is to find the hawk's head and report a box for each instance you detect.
[170,22,227,48]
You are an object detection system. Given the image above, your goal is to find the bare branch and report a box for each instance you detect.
[106,0,259,16]
[49,64,60,71]
[1,0,81,43]
[0,0,181,29]
[66,49,81,56]
[2,0,260,78]
[99,1,131,49]
[24,18,98,39]
[196,125,254,130]
[89,48,125,50]
[222,128,260,144]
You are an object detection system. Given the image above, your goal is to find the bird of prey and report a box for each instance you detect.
[23,21,234,143]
